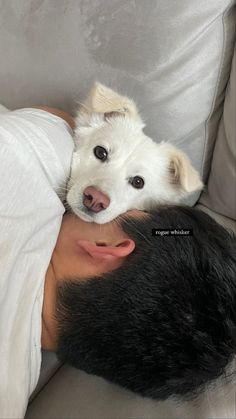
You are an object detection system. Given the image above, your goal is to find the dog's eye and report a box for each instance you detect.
[93,146,108,162]
[130,176,145,189]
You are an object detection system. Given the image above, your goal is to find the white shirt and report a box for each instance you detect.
[0,108,74,418]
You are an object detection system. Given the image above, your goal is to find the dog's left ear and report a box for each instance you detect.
[87,82,140,118]
[168,147,203,194]
[77,82,143,127]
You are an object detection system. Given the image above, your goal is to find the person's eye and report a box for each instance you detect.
[93,146,108,162]
[129,176,145,189]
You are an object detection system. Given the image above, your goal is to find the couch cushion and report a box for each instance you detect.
[26,362,236,419]
[0,1,235,206]
[199,43,236,220]
[29,351,62,403]
[196,203,236,234]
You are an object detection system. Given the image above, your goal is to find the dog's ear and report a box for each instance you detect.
[77,82,143,127]
[167,147,203,193]
[86,82,140,117]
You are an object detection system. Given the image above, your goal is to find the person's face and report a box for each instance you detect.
[51,210,144,282]
[42,209,147,350]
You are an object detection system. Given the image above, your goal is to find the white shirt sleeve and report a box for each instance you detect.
[0,108,74,418]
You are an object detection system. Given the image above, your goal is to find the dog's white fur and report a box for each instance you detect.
[67,83,203,224]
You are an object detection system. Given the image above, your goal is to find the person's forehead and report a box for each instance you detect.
[117,209,149,222]
[64,209,147,229]
[102,209,149,228]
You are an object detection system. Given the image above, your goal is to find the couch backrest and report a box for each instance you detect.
[0,0,235,206]
[199,42,236,221]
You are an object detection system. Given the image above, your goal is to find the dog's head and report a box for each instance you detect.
[67,83,203,223]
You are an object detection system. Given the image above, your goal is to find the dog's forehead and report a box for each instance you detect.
[88,118,159,154]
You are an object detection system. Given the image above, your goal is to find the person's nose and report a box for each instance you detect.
[83,186,110,213]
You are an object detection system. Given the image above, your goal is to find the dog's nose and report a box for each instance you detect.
[83,186,110,213]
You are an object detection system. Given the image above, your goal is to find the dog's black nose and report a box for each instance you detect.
[83,186,110,213]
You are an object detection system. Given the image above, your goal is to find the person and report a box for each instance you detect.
[0,107,236,419]
[0,105,74,419]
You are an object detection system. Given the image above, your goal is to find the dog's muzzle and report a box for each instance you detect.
[83,186,110,213]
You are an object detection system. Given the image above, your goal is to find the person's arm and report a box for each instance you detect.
[31,106,75,129]
[0,106,75,418]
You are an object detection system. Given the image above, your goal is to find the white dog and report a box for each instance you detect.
[67,83,203,224]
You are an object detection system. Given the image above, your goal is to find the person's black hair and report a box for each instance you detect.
[56,205,236,400]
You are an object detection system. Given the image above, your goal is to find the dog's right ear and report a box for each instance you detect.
[167,146,203,194]
[75,82,144,129]
[86,82,140,119]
